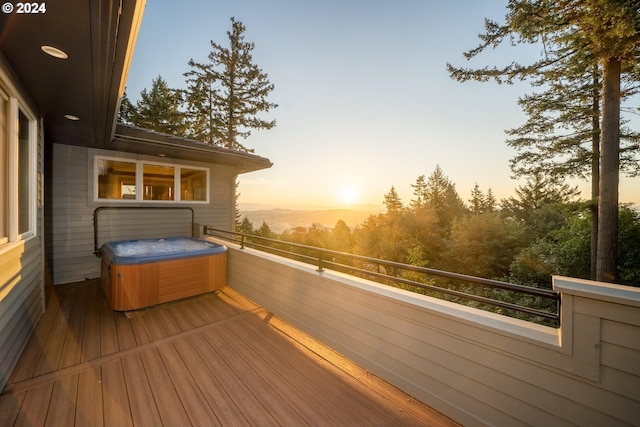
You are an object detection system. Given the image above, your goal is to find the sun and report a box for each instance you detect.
[337,184,360,205]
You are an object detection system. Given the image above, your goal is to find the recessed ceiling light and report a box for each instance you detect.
[158,153,167,157]
[41,45,68,59]
[64,114,80,121]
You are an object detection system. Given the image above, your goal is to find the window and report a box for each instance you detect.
[143,164,175,201]
[18,110,31,234]
[97,158,137,199]
[181,168,207,201]
[0,87,36,246]
[94,155,209,203]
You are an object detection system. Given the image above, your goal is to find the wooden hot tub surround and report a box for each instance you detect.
[100,237,227,311]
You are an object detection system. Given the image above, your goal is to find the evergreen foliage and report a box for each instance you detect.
[410,175,428,210]
[184,17,277,151]
[118,91,135,124]
[124,75,186,135]
[423,165,468,231]
[235,168,640,323]
[256,221,273,238]
[447,0,640,283]
[469,184,497,214]
[183,59,219,144]
[443,213,529,280]
[238,216,254,235]
[119,18,276,153]
[383,186,403,214]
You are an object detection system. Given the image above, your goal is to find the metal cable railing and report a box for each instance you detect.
[204,227,560,327]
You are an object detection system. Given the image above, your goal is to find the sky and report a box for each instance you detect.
[125,0,639,210]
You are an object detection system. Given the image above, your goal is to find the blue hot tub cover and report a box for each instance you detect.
[101,236,227,265]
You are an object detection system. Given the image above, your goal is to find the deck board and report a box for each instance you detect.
[0,279,459,426]
[114,311,137,351]
[32,284,77,377]
[8,287,63,384]
[155,341,222,426]
[80,289,102,362]
[58,283,89,369]
[169,336,248,426]
[101,359,132,427]
[75,367,103,427]
[45,375,78,427]
[139,348,193,426]
[201,327,310,426]
[0,390,25,426]
[98,295,119,357]
[14,381,54,427]
[121,353,163,427]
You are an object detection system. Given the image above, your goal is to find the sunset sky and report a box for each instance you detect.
[126,0,639,210]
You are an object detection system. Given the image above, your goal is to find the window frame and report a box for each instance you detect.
[0,83,37,248]
[17,107,37,239]
[0,88,7,245]
[93,155,210,204]
[142,161,176,201]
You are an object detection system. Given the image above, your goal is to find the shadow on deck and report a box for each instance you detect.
[0,280,458,426]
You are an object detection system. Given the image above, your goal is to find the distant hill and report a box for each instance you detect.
[239,208,382,233]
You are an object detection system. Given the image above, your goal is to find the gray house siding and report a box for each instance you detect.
[0,239,43,391]
[0,65,45,390]
[49,143,237,285]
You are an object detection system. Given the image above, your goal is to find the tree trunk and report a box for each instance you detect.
[595,58,620,283]
[590,66,600,280]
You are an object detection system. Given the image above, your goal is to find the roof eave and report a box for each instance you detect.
[112,123,273,173]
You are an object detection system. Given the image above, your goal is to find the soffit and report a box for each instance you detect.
[0,0,145,147]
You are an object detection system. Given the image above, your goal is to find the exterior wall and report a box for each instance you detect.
[48,143,237,284]
[0,239,43,390]
[225,242,640,427]
[0,61,44,391]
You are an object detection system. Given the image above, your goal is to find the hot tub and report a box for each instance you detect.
[100,237,227,311]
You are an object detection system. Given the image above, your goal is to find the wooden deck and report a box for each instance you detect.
[0,280,458,426]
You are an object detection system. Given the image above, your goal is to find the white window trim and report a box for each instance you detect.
[6,97,17,241]
[0,89,9,245]
[93,155,138,204]
[93,155,210,204]
[0,89,37,246]
[18,108,37,240]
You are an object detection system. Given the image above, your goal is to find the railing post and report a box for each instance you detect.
[241,234,245,249]
[317,251,324,272]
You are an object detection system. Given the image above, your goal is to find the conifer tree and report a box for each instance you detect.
[484,189,497,213]
[184,17,277,151]
[238,216,254,235]
[410,175,428,210]
[329,220,354,253]
[501,172,579,215]
[469,185,497,215]
[500,172,580,240]
[469,184,486,215]
[128,75,186,135]
[383,186,404,214]
[118,91,135,124]
[183,61,219,144]
[256,221,273,238]
[447,0,640,282]
[424,165,467,230]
